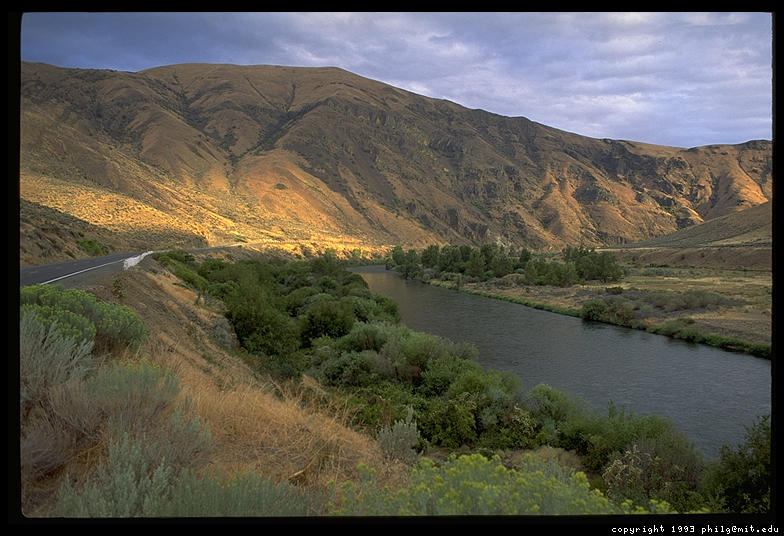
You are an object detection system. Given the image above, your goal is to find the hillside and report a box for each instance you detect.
[19,62,772,264]
[604,201,773,270]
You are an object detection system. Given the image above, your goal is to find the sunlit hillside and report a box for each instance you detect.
[19,62,772,265]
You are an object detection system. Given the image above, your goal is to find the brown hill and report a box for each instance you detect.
[604,201,773,270]
[619,200,772,249]
[19,62,772,264]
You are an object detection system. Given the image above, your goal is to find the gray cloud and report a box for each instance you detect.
[20,12,772,148]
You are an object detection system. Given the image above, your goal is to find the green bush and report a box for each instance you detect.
[336,321,393,353]
[20,285,147,354]
[300,299,355,344]
[418,353,478,397]
[283,286,318,316]
[477,404,539,450]
[580,299,610,322]
[526,383,590,427]
[331,453,664,515]
[20,304,97,344]
[77,238,109,256]
[418,392,478,448]
[525,385,694,479]
[21,284,100,319]
[94,301,148,353]
[56,435,175,517]
[19,309,96,418]
[377,406,420,463]
[580,296,635,326]
[603,431,705,513]
[154,250,195,266]
[701,414,771,513]
[84,359,181,436]
[225,291,300,357]
[320,350,378,387]
[151,469,311,517]
[372,294,400,323]
[173,264,208,292]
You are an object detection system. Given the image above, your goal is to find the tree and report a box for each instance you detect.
[597,252,623,282]
[516,249,532,269]
[438,246,463,273]
[490,253,514,278]
[421,245,441,269]
[401,249,420,279]
[391,245,406,267]
[480,243,500,267]
[465,249,486,279]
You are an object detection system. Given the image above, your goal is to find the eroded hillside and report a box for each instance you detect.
[19,62,772,262]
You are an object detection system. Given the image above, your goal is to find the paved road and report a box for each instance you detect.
[19,251,153,288]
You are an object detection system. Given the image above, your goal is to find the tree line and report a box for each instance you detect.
[389,243,623,286]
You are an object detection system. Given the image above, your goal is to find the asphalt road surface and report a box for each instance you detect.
[19,252,153,288]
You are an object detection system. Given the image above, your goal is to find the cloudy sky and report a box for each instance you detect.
[19,12,773,148]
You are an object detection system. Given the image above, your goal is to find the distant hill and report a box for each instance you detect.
[619,201,772,249]
[19,62,773,263]
[605,202,772,270]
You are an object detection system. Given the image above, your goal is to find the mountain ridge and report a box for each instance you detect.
[19,61,772,261]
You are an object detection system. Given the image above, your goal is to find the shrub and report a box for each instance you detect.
[21,284,100,319]
[141,407,213,473]
[206,280,240,301]
[283,286,317,316]
[526,383,590,427]
[603,433,705,513]
[320,350,378,387]
[580,299,609,322]
[377,406,420,463]
[77,238,109,256]
[419,353,477,397]
[372,294,400,323]
[56,435,175,517]
[331,454,651,515]
[244,309,300,357]
[154,250,195,266]
[701,414,771,513]
[83,359,180,436]
[580,296,635,326]
[20,303,97,345]
[173,264,208,292]
[418,392,478,448]
[337,322,391,353]
[300,299,355,344]
[151,470,311,517]
[19,309,96,419]
[93,301,148,353]
[20,285,147,354]
[495,404,539,449]
[226,292,301,357]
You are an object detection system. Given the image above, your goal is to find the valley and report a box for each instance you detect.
[17,61,773,517]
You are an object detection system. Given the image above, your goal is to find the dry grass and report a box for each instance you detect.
[94,261,408,490]
[19,258,412,517]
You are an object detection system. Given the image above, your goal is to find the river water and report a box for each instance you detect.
[351,265,771,459]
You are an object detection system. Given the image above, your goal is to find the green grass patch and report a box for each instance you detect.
[77,238,109,256]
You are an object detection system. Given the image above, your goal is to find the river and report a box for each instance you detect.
[351,265,771,459]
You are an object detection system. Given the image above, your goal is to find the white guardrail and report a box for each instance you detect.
[123,251,155,270]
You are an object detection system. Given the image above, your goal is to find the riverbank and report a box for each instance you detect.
[424,266,772,359]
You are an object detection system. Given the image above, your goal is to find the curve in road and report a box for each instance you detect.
[20,251,154,287]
